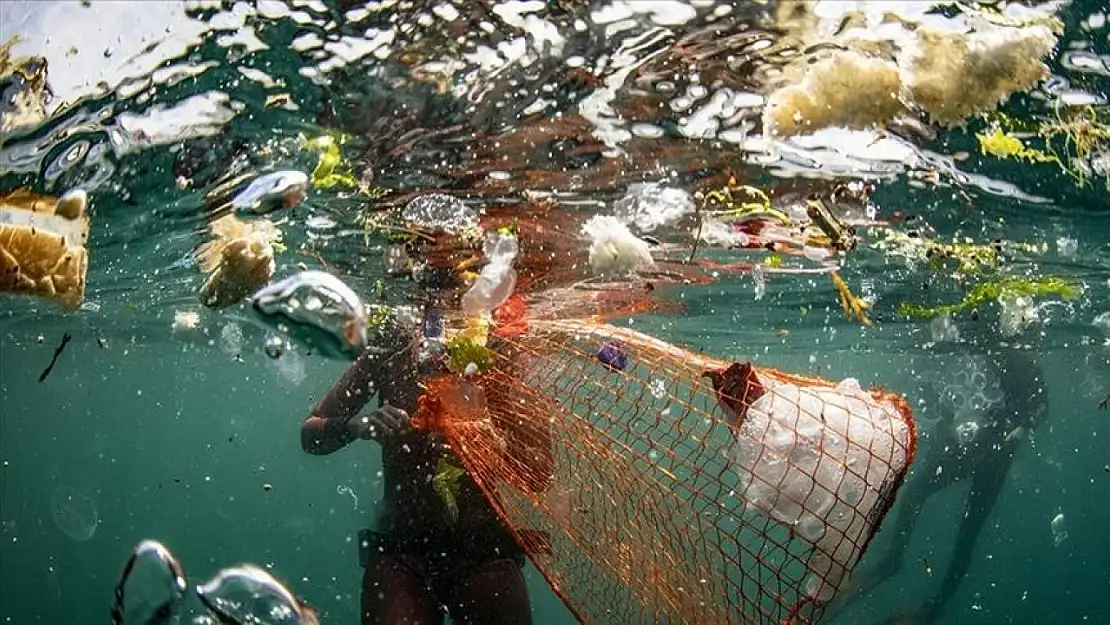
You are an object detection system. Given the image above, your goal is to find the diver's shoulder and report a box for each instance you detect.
[367,304,420,349]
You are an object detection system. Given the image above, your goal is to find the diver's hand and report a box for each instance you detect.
[347,404,412,443]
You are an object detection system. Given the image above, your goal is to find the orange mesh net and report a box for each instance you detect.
[414,311,917,624]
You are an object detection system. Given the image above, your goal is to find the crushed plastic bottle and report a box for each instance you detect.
[250,270,368,360]
[460,231,519,317]
[230,171,309,214]
[400,193,479,234]
[752,264,767,301]
[1050,511,1068,546]
[610,182,694,233]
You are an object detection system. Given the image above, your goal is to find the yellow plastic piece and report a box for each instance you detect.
[976,127,1058,164]
[0,188,91,310]
[830,272,874,327]
[302,134,360,190]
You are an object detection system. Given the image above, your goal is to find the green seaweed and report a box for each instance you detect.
[433,456,467,523]
[445,335,495,374]
[898,277,1080,319]
[871,229,1045,276]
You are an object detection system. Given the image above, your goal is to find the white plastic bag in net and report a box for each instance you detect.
[733,377,913,602]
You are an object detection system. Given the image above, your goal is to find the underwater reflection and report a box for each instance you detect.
[48,485,98,542]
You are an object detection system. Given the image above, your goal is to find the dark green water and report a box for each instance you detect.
[2,1,1110,624]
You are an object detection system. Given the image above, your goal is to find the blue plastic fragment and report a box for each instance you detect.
[597,341,628,372]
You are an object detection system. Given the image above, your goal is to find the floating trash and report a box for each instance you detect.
[597,341,628,372]
[50,485,99,542]
[1050,511,1068,546]
[263,334,286,360]
[229,171,309,214]
[611,182,694,233]
[250,270,368,360]
[929,313,961,343]
[272,344,306,385]
[400,193,479,234]
[195,215,283,310]
[0,187,91,310]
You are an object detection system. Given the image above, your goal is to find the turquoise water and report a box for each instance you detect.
[2,1,1110,624]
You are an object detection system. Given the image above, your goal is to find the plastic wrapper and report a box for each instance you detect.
[0,188,91,310]
[195,215,280,310]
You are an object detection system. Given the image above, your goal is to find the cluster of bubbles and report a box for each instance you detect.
[934,355,1005,443]
[111,539,317,625]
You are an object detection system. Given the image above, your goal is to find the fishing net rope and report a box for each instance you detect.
[414,315,917,624]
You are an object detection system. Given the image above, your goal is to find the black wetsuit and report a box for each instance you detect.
[829,344,1048,624]
[301,309,532,625]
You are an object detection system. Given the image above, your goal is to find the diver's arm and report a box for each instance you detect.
[300,349,382,455]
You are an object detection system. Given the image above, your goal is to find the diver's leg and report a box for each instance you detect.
[360,551,444,625]
[443,557,533,625]
[920,450,1011,618]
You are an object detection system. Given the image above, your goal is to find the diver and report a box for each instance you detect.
[829,321,1049,624]
[300,257,551,625]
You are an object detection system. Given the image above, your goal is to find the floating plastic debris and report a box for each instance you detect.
[272,345,306,385]
[172,310,202,332]
[1050,511,1068,546]
[195,215,283,310]
[50,485,98,542]
[0,187,91,310]
[1093,311,1110,334]
[263,335,285,359]
[954,420,981,446]
[460,231,519,317]
[597,341,628,372]
[220,322,244,356]
[929,313,961,343]
[582,215,655,277]
[611,183,694,233]
[250,270,368,360]
[401,193,479,235]
[111,540,317,625]
[998,291,1038,337]
[1056,236,1079,258]
[229,171,309,214]
[752,264,767,301]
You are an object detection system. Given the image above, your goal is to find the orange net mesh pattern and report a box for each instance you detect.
[415,313,916,624]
